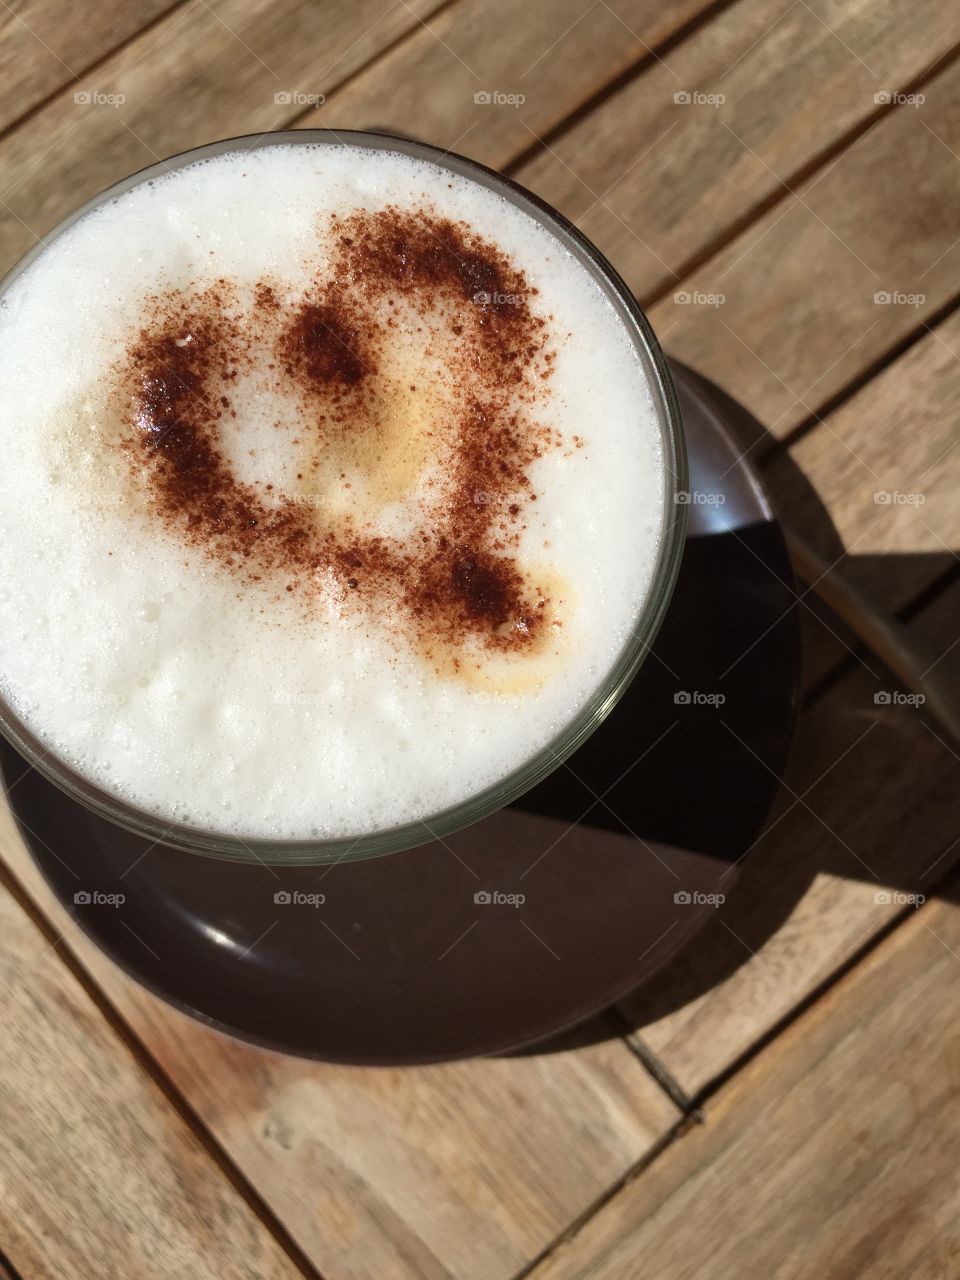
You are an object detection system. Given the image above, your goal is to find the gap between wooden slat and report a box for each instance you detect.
[609,1006,697,1113]
[0,0,192,152]
[501,0,744,177]
[508,1111,698,1280]
[0,852,327,1280]
[278,0,467,133]
[623,566,960,1114]
[502,32,960,1247]
[0,0,463,161]
[0,1244,25,1280]
[802,562,960,707]
[777,287,960,457]
[757,290,960,716]
[627,35,960,319]
[667,850,960,1117]
[522,859,960,1280]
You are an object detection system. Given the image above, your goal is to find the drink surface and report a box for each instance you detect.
[0,143,665,840]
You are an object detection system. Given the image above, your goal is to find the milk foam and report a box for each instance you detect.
[0,143,666,840]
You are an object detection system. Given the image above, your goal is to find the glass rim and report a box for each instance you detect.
[0,128,687,864]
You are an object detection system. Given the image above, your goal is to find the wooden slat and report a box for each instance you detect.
[795,591,860,693]
[515,0,960,304]
[0,0,725,271]
[0,881,302,1280]
[765,306,960,688]
[619,577,960,1095]
[0,814,678,1280]
[532,892,960,1279]
[727,302,960,693]
[304,0,714,166]
[899,568,960,672]
[0,0,445,270]
[0,0,176,134]
[638,57,960,436]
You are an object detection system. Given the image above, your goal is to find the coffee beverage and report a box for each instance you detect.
[0,141,667,840]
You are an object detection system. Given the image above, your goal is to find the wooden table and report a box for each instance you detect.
[1,2,959,1276]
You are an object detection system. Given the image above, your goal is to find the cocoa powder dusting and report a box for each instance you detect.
[279,298,369,389]
[116,207,559,659]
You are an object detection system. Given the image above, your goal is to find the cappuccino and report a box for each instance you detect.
[0,142,666,839]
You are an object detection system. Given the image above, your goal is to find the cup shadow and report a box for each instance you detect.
[514,370,960,1058]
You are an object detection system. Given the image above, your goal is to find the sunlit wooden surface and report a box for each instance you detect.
[1,2,958,1276]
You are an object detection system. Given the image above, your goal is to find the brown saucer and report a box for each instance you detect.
[2,363,800,1063]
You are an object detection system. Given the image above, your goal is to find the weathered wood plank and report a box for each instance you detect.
[620,577,960,1095]
[533,892,960,1279]
[0,0,445,269]
[0,809,678,1280]
[304,0,714,166]
[765,305,960,689]
[638,58,960,435]
[723,300,960,695]
[0,0,176,135]
[516,0,960,302]
[0,881,303,1280]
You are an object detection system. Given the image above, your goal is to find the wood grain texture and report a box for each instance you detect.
[744,293,960,693]
[765,305,960,681]
[533,892,960,1279]
[619,580,960,1095]
[516,0,960,302]
[0,881,302,1280]
[303,0,714,165]
[0,2,957,1277]
[0,0,444,269]
[0,0,177,134]
[0,810,678,1280]
[900,571,960,671]
[639,57,960,436]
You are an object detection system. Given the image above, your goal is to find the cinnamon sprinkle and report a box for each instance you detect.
[116,207,559,655]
